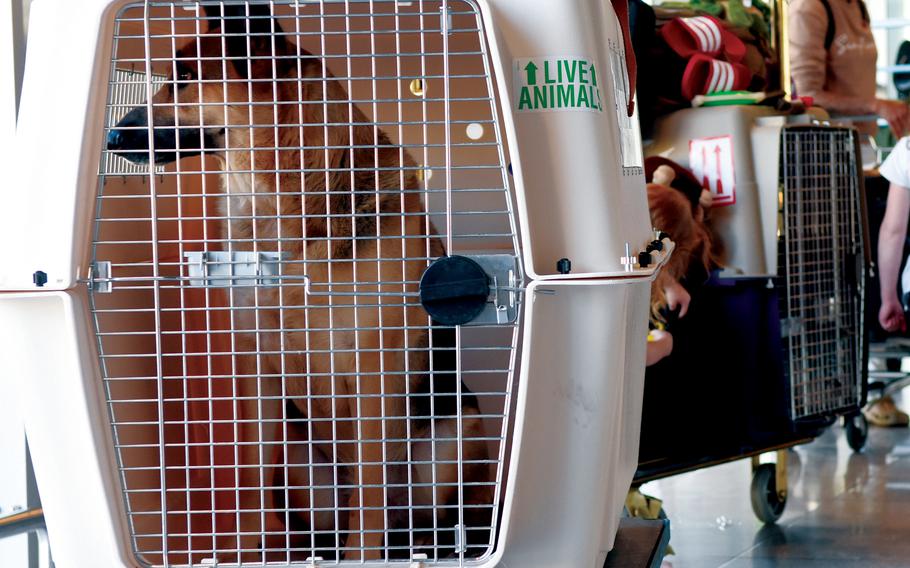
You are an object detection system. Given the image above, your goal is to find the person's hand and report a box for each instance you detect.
[664,279,691,318]
[874,99,910,138]
[879,295,906,332]
[646,329,674,366]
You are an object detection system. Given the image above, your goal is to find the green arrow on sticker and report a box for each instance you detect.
[525,61,538,85]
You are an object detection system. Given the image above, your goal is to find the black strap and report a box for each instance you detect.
[820,0,870,51]
[612,0,637,116]
[819,0,835,51]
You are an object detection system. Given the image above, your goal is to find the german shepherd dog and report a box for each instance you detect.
[107,4,492,561]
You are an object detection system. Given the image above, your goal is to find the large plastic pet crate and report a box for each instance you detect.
[2,1,667,567]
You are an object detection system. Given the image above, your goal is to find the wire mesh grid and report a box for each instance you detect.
[779,127,865,420]
[102,68,167,175]
[89,1,521,565]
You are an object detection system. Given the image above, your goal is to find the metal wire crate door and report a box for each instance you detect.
[89,1,521,565]
[780,127,866,420]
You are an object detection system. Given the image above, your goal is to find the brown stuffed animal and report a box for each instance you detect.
[645,164,719,366]
[648,164,716,322]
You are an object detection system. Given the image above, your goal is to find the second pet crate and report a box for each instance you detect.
[640,106,869,523]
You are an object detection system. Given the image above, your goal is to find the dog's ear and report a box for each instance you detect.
[203,3,290,79]
[201,4,224,29]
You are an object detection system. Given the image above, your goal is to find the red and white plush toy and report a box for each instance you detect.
[660,14,754,100]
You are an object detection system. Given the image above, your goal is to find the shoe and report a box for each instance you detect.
[863,395,910,427]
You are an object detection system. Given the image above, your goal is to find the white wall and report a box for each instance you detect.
[0,1,42,567]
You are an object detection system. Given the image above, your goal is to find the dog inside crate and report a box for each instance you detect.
[94,1,520,564]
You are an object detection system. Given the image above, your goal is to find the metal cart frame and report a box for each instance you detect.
[636,124,870,524]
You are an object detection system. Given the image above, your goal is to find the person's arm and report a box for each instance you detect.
[788,0,909,135]
[878,183,910,331]
[646,329,673,366]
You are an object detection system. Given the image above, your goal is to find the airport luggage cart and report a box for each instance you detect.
[636,122,871,524]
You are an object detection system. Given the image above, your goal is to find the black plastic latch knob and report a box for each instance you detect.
[557,258,572,274]
[419,255,490,326]
[638,251,651,268]
[33,271,47,287]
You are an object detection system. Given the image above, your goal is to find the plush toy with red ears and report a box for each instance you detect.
[644,159,718,366]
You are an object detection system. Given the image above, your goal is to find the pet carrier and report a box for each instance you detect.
[2,1,669,566]
[638,106,869,522]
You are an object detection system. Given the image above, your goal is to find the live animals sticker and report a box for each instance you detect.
[513,56,604,113]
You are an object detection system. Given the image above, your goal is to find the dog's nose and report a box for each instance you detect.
[107,129,124,150]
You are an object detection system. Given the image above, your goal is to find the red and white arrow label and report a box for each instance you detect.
[689,135,736,207]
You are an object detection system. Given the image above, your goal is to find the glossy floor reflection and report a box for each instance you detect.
[642,417,910,567]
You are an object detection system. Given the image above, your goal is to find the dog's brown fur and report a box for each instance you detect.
[117,7,492,561]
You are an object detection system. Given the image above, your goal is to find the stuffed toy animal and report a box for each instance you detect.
[644,160,719,366]
[648,163,717,322]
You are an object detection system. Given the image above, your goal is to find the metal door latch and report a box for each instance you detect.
[184,251,286,287]
[780,317,804,338]
[419,254,523,326]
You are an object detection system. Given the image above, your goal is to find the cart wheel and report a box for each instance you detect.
[844,412,868,452]
[750,463,786,524]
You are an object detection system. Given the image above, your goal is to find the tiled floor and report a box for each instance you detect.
[643,418,910,567]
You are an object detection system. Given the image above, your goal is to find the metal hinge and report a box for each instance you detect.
[454,523,466,554]
[87,261,113,293]
[440,5,452,34]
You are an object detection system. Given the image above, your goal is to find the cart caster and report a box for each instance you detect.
[844,412,868,452]
[750,463,786,524]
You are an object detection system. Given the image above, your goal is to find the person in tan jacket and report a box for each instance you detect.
[789,0,909,136]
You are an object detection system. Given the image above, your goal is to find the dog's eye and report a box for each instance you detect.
[175,65,195,83]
